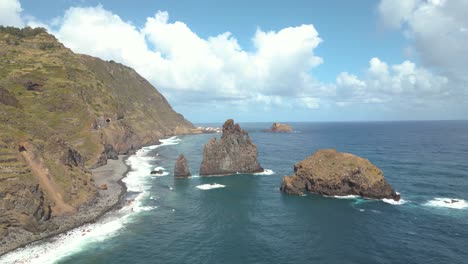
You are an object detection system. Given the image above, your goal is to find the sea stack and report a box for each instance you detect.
[269,122,293,132]
[199,119,263,176]
[280,149,400,201]
[174,154,191,178]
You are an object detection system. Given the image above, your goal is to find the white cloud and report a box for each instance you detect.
[0,0,24,27]
[379,0,468,83]
[49,6,325,106]
[335,57,448,105]
[300,97,320,109]
[4,1,465,119]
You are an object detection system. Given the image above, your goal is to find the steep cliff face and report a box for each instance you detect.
[199,119,263,176]
[0,26,193,251]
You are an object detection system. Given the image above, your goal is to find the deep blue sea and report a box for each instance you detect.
[3,121,468,264]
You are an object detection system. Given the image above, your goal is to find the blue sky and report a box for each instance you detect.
[1,0,467,122]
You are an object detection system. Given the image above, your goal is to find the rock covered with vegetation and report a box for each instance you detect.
[280,149,400,201]
[0,26,193,254]
[199,119,263,176]
[269,122,293,132]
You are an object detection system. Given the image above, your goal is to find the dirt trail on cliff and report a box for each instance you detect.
[20,148,75,215]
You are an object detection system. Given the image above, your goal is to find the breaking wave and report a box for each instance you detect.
[196,183,226,190]
[424,198,467,209]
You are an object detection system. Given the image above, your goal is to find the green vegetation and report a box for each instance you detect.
[0,27,193,241]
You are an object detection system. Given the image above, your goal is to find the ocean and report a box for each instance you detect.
[2,121,468,264]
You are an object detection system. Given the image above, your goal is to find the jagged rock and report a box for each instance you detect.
[174,154,191,177]
[103,144,118,160]
[199,119,263,176]
[92,144,119,168]
[65,148,84,168]
[269,122,293,133]
[150,170,164,175]
[280,149,400,201]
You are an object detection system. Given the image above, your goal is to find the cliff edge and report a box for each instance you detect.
[0,26,193,254]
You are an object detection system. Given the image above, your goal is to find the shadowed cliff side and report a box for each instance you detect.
[0,26,193,254]
[199,119,263,176]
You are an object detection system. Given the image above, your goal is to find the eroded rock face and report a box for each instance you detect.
[280,149,400,201]
[0,86,21,108]
[199,119,263,176]
[174,154,191,178]
[269,122,293,133]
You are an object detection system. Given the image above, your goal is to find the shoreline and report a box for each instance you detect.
[0,155,131,257]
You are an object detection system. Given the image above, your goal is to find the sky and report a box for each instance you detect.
[1,0,467,122]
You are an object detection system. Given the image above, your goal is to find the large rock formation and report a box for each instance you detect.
[269,122,293,133]
[199,119,263,176]
[0,26,193,254]
[174,154,191,178]
[280,149,400,201]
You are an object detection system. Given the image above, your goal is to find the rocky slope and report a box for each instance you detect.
[174,154,191,178]
[280,149,400,201]
[199,119,263,176]
[269,122,293,132]
[0,26,193,254]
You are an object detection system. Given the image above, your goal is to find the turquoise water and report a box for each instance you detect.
[3,121,468,264]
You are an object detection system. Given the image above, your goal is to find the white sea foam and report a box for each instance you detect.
[333,195,359,199]
[0,137,181,264]
[159,136,181,145]
[382,198,407,205]
[424,198,467,209]
[254,169,275,175]
[196,183,226,190]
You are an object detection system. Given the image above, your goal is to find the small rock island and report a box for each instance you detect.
[269,122,293,132]
[280,149,400,201]
[174,154,191,178]
[199,119,263,176]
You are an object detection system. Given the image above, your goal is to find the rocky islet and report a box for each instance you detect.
[280,149,400,201]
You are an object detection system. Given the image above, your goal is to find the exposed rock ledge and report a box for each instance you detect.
[199,119,263,176]
[269,122,293,133]
[280,149,400,201]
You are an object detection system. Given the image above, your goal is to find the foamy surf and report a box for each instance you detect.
[196,183,226,190]
[254,169,275,175]
[382,198,407,205]
[0,137,181,264]
[333,195,360,199]
[424,198,467,209]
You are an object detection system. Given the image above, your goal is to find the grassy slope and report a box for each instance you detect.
[0,27,193,241]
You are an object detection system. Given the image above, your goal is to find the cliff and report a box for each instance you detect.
[199,119,263,176]
[280,149,400,201]
[0,26,193,254]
